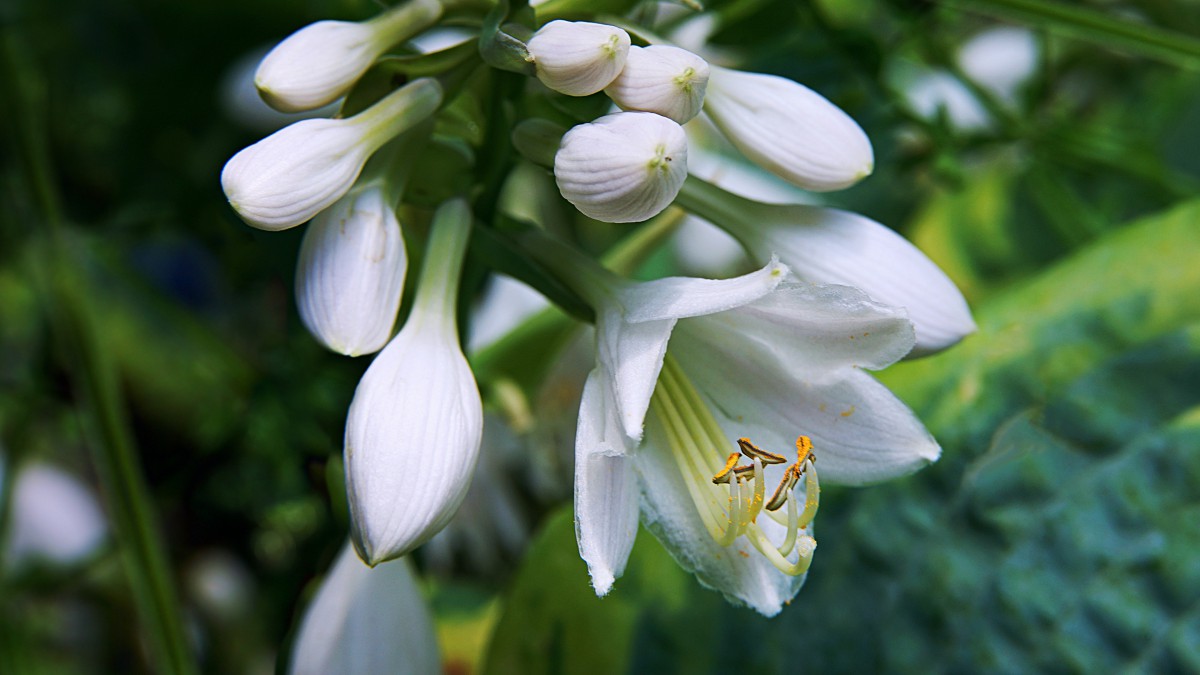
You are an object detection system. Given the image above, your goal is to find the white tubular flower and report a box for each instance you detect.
[527,20,631,96]
[295,181,407,357]
[255,0,443,112]
[221,78,442,231]
[344,199,483,565]
[288,543,440,675]
[704,66,874,192]
[676,177,975,356]
[554,111,688,223]
[629,281,938,615]
[5,462,107,569]
[605,45,710,124]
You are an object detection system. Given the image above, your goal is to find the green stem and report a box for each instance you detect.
[673,176,756,247]
[2,28,197,675]
[413,198,474,334]
[941,0,1200,68]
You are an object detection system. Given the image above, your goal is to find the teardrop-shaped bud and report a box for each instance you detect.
[255,0,443,112]
[295,182,407,356]
[704,66,873,192]
[344,199,483,565]
[554,111,688,223]
[527,20,630,96]
[605,45,709,124]
[221,78,442,231]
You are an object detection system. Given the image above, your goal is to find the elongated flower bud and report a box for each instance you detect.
[289,544,440,675]
[527,21,630,96]
[295,182,406,356]
[221,78,442,231]
[605,45,709,124]
[345,199,482,565]
[704,66,873,192]
[554,112,688,223]
[255,0,443,112]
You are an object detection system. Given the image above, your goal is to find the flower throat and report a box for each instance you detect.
[649,354,820,575]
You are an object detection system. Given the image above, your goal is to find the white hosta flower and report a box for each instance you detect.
[5,462,107,569]
[527,20,630,96]
[958,27,1038,104]
[625,281,938,615]
[296,181,407,356]
[901,68,992,132]
[676,177,975,356]
[605,45,709,124]
[704,66,873,192]
[554,111,688,223]
[221,78,442,231]
[255,0,443,112]
[221,47,342,133]
[344,199,482,565]
[289,543,439,675]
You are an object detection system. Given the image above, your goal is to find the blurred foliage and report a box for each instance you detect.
[1,0,1199,672]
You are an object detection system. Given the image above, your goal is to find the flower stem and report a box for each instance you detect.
[673,176,756,246]
[413,198,474,334]
[2,28,197,675]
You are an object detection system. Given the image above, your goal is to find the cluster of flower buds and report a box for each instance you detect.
[527,19,875,224]
[219,0,976,631]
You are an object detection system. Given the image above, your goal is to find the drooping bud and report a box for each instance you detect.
[527,20,630,96]
[295,182,407,357]
[704,66,874,192]
[344,199,483,565]
[255,0,443,112]
[554,111,688,223]
[221,78,442,231]
[605,45,709,124]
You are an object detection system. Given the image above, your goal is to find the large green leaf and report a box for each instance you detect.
[483,198,1200,672]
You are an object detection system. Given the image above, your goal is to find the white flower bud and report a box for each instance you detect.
[221,78,442,231]
[527,20,630,96]
[345,199,482,565]
[295,183,406,357]
[704,66,874,192]
[605,45,709,124]
[255,0,443,112]
[6,463,107,570]
[554,112,688,223]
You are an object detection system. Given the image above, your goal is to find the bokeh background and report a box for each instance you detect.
[3,0,1200,672]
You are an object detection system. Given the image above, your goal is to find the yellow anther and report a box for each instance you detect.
[712,452,741,484]
[795,435,814,463]
[738,437,787,465]
[764,464,801,512]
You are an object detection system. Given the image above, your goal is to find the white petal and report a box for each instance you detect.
[635,414,804,616]
[618,256,787,323]
[742,205,976,355]
[704,66,873,191]
[296,184,407,356]
[554,112,688,223]
[674,281,916,379]
[528,21,630,96]
[466,275,550,354]
[221,79,442,231]
[958,27,1038,104]
[6,463,107,569]
[573,371,639,595]
[256,0,443,112]
[594,312,677,441]
[679,346,940,485]
[605,45,709,124]
[289,544,440,675]
[344,320,483,565]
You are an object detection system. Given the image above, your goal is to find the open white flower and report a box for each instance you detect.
[256,0,443,112]
[554,111,688,223]
[296,180,407,356]
[288,543,440,675]
[4,461,108,570]
[704,66,873,191]
[344,199,482,565]
[675,176,975,356]
[221,78,442,231]
[605,45,710,124]
[527,20,631,96]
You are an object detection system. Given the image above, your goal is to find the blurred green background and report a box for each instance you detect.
[2,0,1199,673]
